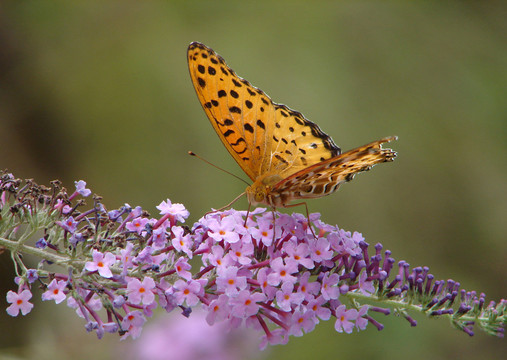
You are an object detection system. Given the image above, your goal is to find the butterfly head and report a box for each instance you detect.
[245,183,268,206]
[246,174,285,207]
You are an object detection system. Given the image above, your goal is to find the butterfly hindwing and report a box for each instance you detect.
[272,137,397,200]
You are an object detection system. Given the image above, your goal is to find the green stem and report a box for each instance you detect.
[0,236,128,277]
[344,291,484,323]
[0,236,79,266]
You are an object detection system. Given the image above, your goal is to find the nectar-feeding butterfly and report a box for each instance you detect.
[188,42,397,209]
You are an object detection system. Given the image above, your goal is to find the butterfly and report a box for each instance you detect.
[187,42,396,211]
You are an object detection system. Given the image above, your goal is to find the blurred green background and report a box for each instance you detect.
[0,1,505,359]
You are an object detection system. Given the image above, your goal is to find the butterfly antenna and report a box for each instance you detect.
[188,151,250,186]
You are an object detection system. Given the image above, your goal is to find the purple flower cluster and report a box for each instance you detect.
[1,172,505,346]
[195,209,375,346]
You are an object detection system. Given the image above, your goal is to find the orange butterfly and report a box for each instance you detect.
[188,42,396,211]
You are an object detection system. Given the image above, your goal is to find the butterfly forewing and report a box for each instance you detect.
[188,43,259,181]
[188,42,341,182]
[268,104,341,179]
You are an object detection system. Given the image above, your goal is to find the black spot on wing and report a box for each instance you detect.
[309,124,324,138]
[236,147,247,155]
[231,137,246,146]
[294,117,304,125]
[345,173,355,182]
[275,154,288,164]
[244,123,254,133]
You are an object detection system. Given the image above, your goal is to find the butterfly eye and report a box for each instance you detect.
[255,191,264,203]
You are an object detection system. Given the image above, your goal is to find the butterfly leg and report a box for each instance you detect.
[204,191,246,217]
[243,202,252,228]
[271,206,277,243]
[283,202,317,239]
